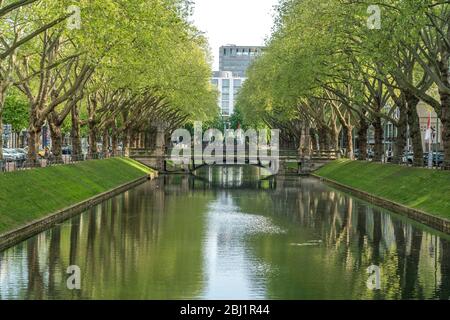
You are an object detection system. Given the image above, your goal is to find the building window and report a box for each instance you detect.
[222,100,229,112]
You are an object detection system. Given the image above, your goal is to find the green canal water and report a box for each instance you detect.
[1,166,450,300]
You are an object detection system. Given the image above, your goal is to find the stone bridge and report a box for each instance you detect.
[130,148,338,175]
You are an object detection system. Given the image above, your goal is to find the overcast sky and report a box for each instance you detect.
[191,0,278,70]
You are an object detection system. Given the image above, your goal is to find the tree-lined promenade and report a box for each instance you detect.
[0,0,217,164]
[237,0,450,167]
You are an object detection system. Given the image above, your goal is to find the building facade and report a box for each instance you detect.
[219,45,264,78]
[211,45,263,118]
[2,124,28,149]
[363,102,443,156]
[211,71,244,117]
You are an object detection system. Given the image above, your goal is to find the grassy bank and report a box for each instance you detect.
[0,158,155,234]
[316,160,450,219]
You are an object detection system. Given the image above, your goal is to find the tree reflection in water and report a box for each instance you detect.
[0,166,449,300]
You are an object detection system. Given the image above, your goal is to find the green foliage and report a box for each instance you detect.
[1,0,217,146]
[204,113,226,130]
[229,106,246,130]
[237,0,449,161]
[3,91,29,132]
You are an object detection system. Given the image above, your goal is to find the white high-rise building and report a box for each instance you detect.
[219,45,263,78]
[211,71,245,117]
[211,45,263,118]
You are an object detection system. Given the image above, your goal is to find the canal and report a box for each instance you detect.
[1,166,450,300]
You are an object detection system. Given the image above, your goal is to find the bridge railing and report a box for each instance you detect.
[311,150,339,160]
[130,148,339,161]
[130,148,339,158]
[0,151,125,173]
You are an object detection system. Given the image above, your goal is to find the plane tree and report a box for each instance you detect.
[1,0,217,162]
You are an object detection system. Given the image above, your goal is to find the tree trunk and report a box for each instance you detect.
[102,128,110,156]
[0,80,9,160]
[27,127,41,164]
[111,122,118,156]
[345,125,354,160]
[335,111,354,160]
[357,118,368,161]
[330,120,339,153]
[439,89,450,168]
[443,116,450,169]
[296,128,303,158]
[87,95,97,159]
[27,99,44,164]
[310,128,318,153]
[155,123,166,156]
[0,110,3,161]
[71,105,82,160]
[318,127,327,152]
[123,127,132,157]
[438,53,450,168]
[299,122,312,158]
[131,131,137,149]
[394,106,408,164]
[0,87,5,160]
[322,127,331,152]
[88,121,97,158]
[372,116,384,162]
[48,116,63,163]
[407,95,423,167]
[146,128,157,151]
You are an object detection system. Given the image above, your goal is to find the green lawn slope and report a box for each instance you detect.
[316,159,450,219]
[0,158,154,234]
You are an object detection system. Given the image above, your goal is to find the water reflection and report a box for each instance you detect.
[201,193,284,299]
[0,166,449,300]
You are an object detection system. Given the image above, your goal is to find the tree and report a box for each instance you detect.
[238,0,450,167]
[0,0,77,159]
[0,0,216,163]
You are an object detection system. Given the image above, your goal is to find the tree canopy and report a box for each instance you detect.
[0,0,218,161]
[237,0,450,166]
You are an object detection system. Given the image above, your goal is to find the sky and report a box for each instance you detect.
[191,0,278,70]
